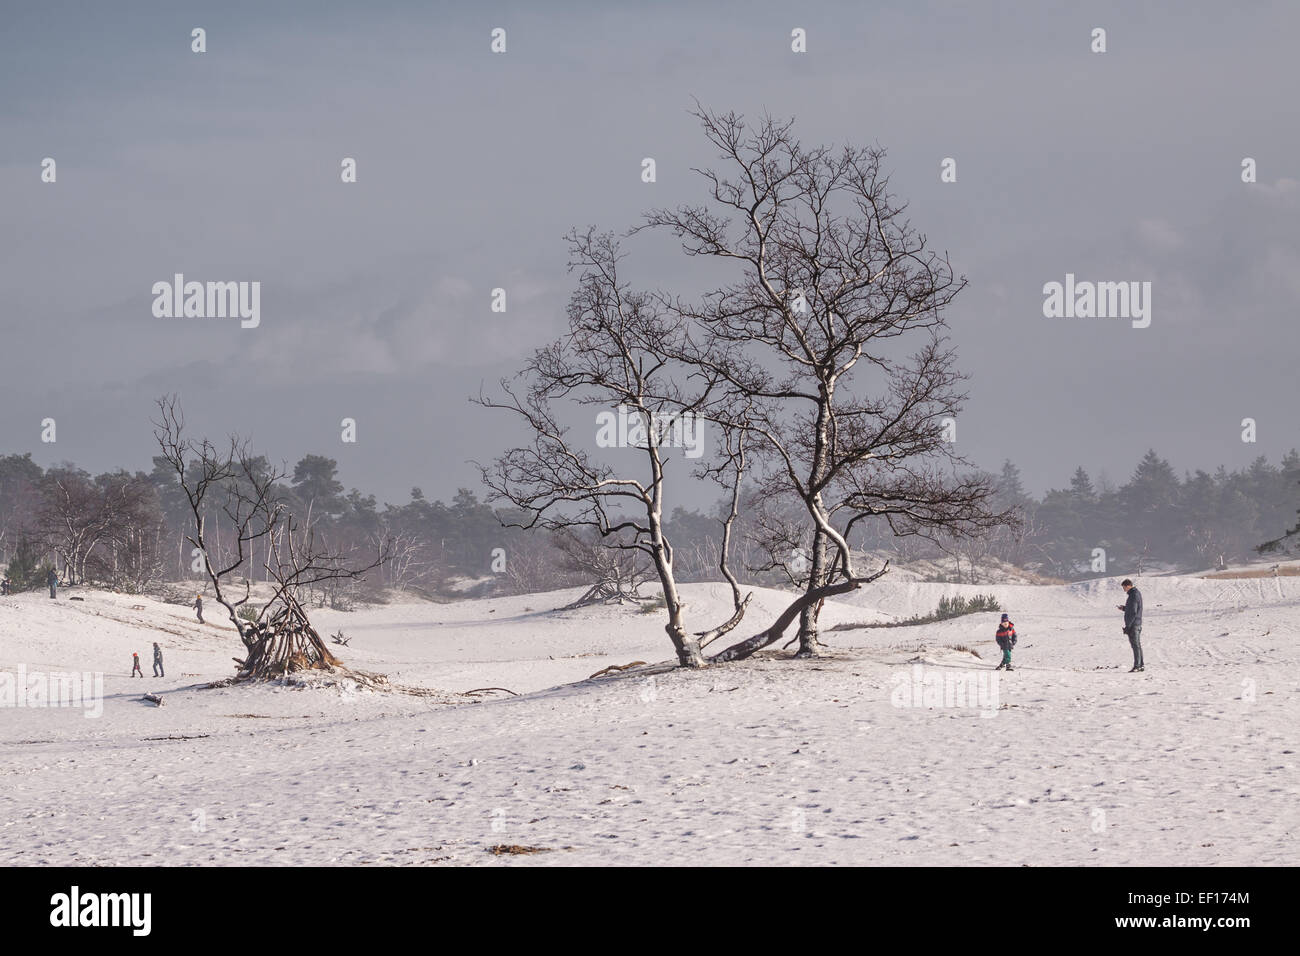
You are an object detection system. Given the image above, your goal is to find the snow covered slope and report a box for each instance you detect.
[1,573,1295,865]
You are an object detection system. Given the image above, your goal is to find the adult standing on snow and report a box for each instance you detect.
[152,642,164,677]
[47,567,58,599]
[1117,579,1144,672]
[194,594,204,624]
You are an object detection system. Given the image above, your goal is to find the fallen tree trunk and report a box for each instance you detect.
[562,581,643,610]
[709,562,889,663]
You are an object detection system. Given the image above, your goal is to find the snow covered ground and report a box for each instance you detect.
[1,570,1296,865]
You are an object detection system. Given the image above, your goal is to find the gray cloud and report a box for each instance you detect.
[1,0,1297,503]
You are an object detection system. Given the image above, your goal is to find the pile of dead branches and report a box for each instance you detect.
[562,581,644,609]
[235,596,343,680]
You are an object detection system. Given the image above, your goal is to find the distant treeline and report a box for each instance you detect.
[962,451,1300,579]
[1,447,1297,597]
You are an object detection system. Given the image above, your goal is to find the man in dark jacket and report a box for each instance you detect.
[1117,579,1144,672]
[47,568,58,599]
[152,642,164,678]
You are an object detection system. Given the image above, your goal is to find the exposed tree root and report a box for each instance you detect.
[586,660,680,681]
[587,661,649,679]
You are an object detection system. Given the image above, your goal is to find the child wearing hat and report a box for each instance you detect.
[995,613,1017,671]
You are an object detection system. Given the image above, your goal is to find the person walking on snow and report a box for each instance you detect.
[130,652,143,678]
[194,594,204,624]
[994,613,1017,671]
[1117,578,1144,672]
[152,642,164,677]
[47,567,58,599]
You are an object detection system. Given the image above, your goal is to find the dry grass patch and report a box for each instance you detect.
[1203,565,1299,579]
[488,844,553,856]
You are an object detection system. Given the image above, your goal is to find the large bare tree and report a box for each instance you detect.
[642,107,1010,660]
[477,229,749,667]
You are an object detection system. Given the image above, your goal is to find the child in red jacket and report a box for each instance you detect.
[995,613,1017,671]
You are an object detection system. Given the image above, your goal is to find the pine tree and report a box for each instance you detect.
[1068,466,1095,502]
[291,455,345,518]
[1121,450,1182,565]
[995,460,1030,507]
[5,537,45,591]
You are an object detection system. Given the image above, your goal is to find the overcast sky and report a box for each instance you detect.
[2,0,1297,505]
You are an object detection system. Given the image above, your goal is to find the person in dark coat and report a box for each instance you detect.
[152,642,164,677]
[194,594,204,624]
[130,652,143,678]
[1117,578,1144,672]
[47,568,58,599]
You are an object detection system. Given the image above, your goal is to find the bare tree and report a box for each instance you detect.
[694,421,754,649]
[642,107,1010,660]
[152,396,386,681]
[1133,539,1150,575]
[477,229,748,667]
[377,522,430,591]
[555,527,653,607]
[496,532,572,595]
[31,467,163,587]
[34,467,103,584]
[85,472,166,592]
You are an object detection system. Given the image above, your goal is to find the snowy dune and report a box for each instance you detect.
[0,571,1296,865]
